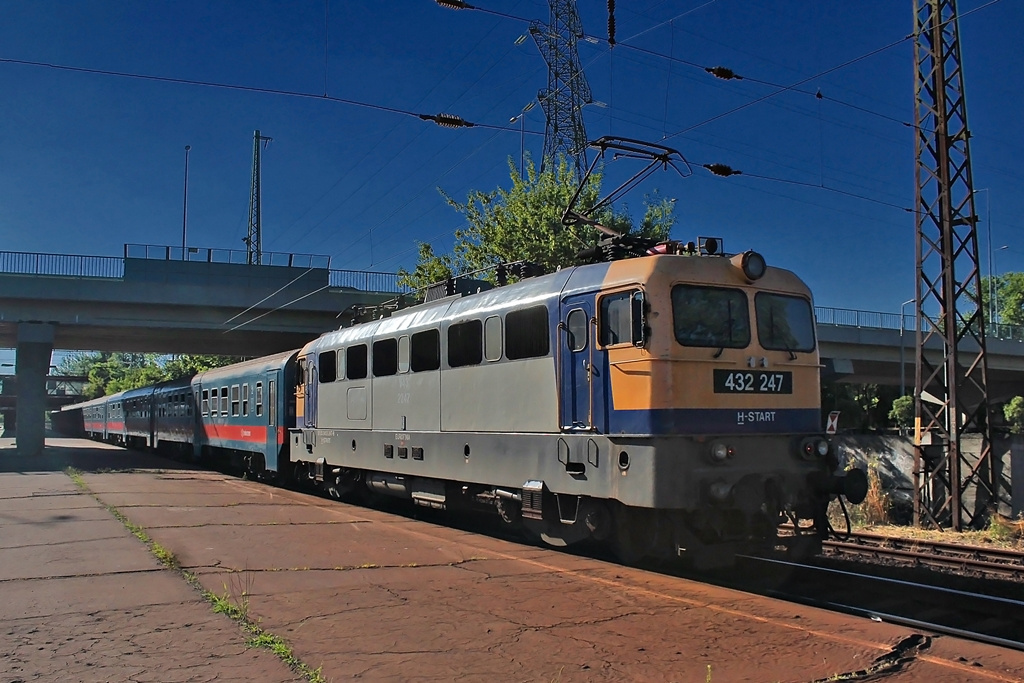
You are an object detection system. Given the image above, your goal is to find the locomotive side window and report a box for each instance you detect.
[201,390,209,416]
[398,335,410,373]
[373,339,398,377]
[671,285,750,349]
[255,381,264,416]
[410,329,440,372]
[567,308,587,352]
[448,320,483,367]
[484,316,502,361]
[231,385,240,416]
[754,292,816,352]
[506,306,550,359]
[347,345,368,380]
[319,350,337,383]
[599,290,639,346]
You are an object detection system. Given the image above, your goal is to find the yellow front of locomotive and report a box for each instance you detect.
[599,251,861,556]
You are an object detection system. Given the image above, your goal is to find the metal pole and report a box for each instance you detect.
[900,298,915,396]
[182,145,191,260]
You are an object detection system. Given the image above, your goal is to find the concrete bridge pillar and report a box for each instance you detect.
[15,323,54,457]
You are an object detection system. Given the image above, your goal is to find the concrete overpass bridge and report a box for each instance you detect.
[0,244,403,456]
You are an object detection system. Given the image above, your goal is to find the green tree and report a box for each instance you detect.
[888,395,915,428]
[163,355,242,380]
[399,154,676,292]
[821,381,901,432]
[979,272,1024,327]
[1004,396,1024,435]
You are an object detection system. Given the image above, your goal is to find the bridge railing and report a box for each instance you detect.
[124,244,332,268]
[330,269,408,293]
[815,305,1024,341]
[0,250,123,278]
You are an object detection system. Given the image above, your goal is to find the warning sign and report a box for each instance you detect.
[825,411,841,435]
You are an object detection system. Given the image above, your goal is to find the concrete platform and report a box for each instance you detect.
[3,438,1024,682]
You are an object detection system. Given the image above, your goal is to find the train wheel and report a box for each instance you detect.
[611,506,658,565]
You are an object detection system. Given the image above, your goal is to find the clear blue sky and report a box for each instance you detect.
[1,0,1021,322]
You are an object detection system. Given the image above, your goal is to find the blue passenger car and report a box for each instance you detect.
[152,377,196,456]
[192,350,299,474]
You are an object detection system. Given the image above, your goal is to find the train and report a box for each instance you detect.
[60,238,867,569]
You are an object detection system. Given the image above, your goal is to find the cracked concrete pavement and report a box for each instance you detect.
[4,438,1024,682]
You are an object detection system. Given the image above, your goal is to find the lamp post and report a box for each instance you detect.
[510,101,536,179]
[182,145,191,260]
[993,244,1009,330]
[900,298,915,396]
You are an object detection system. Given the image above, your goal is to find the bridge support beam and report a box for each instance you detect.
[14,323,54,457]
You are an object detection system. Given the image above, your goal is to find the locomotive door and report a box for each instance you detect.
[559,295,606,432]
[302,355,317,428]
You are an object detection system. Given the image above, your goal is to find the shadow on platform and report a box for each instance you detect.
[0,436,201,474]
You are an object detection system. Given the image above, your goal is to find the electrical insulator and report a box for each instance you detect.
[703,163,741,177]
[435,0,473,9]
[607,0,616,46]
[705,66,742,81]
[420,113,474,129]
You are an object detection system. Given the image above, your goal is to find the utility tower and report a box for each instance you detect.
[529,0,592,178]
[244,130,272,266]
[912,0,999,529]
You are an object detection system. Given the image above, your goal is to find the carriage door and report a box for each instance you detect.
[265,372,280,468]
[560,296,601,431]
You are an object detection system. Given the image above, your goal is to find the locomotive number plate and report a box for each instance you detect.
[713,370,792,394]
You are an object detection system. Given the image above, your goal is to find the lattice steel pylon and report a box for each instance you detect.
[913,0,999,530]
[244,129,272,266]
[529,0,592,179]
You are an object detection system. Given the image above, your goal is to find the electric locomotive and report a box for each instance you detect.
[287,238,866,568]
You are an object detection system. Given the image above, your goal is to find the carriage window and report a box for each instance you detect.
[506,306,549,359]
[755,292,816,352]
[484,316,502,362]
[671,285,750,348]
[373,339,398,377]
[599,291,639,346]
[398,336,410,373]
[347,345,368,380]
[319,350,337,383]
[220,387,229,415]
[201,390,209,416]
[448,320,482,367]
[269,379,276,427]
[231,385,240,416]
[242,383,249,416]
[411,329,440,372]
[255,382,264,416]
[566,308,588,352]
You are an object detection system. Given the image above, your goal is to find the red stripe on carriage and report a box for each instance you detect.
[201,424,270,443]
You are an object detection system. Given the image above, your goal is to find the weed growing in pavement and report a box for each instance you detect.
[64,468,328,683]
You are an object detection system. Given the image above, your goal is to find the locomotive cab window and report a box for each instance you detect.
[319,350,337,383]
[671,285,750,349]
[347,345,368,380]
[566,309,588,352]
[755,292,816,352]
[599,290,642,346]
[506,305,550,359]
[373,339,398,377]
[448,319,483,367]
[410,329,440,372]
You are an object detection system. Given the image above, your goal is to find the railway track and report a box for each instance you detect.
[822,529,1024,581]
[734,554,1024,651]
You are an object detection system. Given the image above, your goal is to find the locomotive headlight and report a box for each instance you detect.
[709,441,733,463]
[731,250,767,282]
[800,437,830,460]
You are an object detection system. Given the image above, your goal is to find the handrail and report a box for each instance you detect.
[814,305,1024,342]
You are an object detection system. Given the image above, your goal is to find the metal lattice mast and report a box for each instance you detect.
[245,130,272,266]
[529,0,592,178]
[913,0,998,530]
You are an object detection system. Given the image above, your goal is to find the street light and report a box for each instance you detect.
[900,298,915,396]
[993,244,1009,329]
[510,101,535,178]
[182,145,191,260]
